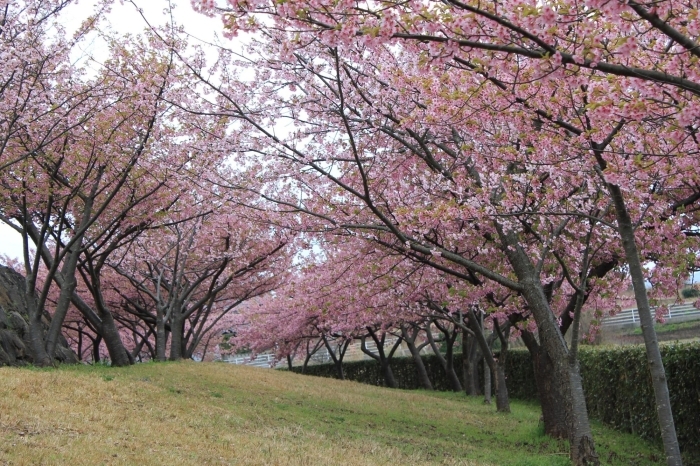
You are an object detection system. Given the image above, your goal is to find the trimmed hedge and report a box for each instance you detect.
[579,344,700,453]
[292,343,700,453]
[294,351,537,398]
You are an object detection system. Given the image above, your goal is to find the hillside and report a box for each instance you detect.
[0,362,665,465]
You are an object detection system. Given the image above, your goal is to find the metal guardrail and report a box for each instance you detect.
[602,303,700,328]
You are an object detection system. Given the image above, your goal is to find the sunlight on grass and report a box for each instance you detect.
[0,362,664,465]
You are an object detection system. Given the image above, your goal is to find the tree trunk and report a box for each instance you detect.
[465,309,509,413]
[92,334,102,363]
[427,325,462,392]
[483,356,491,404]
[502,232,598,465]
[77,329,83,362]
[463,328,482,396]
[321,334,347,380]
[521,330,570,439]
[156,307,167,362]
[493,321,512,414]
[523,294,596,465]
[494,355,510,413]
[169,314,185,361]
[361,330,399,388]
[401,325,433,390]
[100,311,131,367]
[444,333,462,392]
[380,358,397,388]
[302,338,323,374]
[45,215,92,359]
[25,288,51,367]
[608,184,682,466]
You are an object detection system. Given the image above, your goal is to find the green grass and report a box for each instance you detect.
[626,319,700,336]
[0,361,666,465]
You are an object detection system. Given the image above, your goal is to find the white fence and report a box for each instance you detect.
[221,334,417,369]
[602,303,700,328]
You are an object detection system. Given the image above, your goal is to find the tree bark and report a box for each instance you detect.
[169,314,185,361]
[501,231,598,465]
[493,320,511,413]
[99,311,131,367]
[400,324,433,390]
[521,330,570,439]
[427,323,462,392]
[156,305,167,362]
[45,199,94,360]
[465,308,509,413]
[483,355,491,404]
[302,338,323,374]
[92,334,102,363]
[321,334,350,380]
[462,328,482,396]
[361,329,399,388]
[608,184,682,466]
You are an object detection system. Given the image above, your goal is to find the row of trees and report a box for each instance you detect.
[191,1,699,465]
[0,1,293,366]
[1,0,699,464]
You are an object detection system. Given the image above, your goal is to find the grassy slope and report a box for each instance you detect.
[0,362,664,466]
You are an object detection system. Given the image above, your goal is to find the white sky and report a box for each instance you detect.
[0,0,225,261]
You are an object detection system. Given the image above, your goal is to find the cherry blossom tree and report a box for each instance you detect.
[1,22,209,366]
[193,2,700,462]
[106,199,292,361]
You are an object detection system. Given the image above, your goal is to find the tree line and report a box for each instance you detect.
[1,0,699,464]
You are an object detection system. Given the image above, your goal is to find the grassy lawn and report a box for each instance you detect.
[0,362,665,465]
[625,319,700,336]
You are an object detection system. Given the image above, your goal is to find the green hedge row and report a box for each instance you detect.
[578,344,700,453]
[294,351,537,398]
[292,343,700,453]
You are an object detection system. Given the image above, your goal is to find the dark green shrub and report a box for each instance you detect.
[292,343,700,454]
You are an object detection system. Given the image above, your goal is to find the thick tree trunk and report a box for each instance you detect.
[100,311,131,367]
[494,355,510,413]
[24,288,51,367]
[524,298,596,465]
[502,233,598,465]
[380,359,397,388]
[521,330,570,439]
[401,325,433,390]
[169,314,185,361]
[608,185,682,466]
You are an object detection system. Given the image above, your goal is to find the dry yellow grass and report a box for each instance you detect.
[0,362,664,465]
[0,363,478,465]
